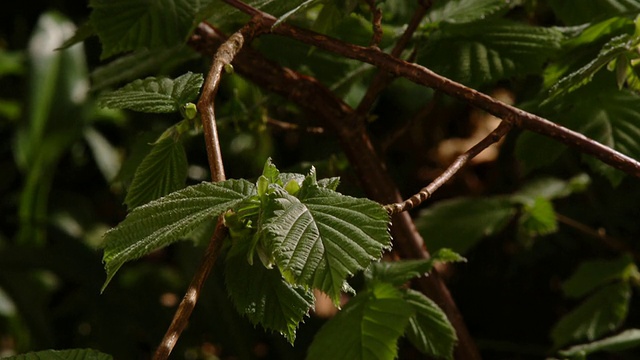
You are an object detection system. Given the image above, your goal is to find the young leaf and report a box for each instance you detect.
[225,233,314,344]
[124,137,188,210]
[415,197,516,254]
[562,254,638,299]
[260,184,391,303]
[551,282,631,348]
[426,0,515,24]
[102,179,255,290]
[517,197,558,237]
[513,174,591,202]
[307,282,414,360]
[4,348,113,360]
[545,34,638,103]
[366,249,466,287]
[89,0,208,59]
[98,72,203,113]
[559,329,640,358]
[418,20,563,87]
[404,289,457,360]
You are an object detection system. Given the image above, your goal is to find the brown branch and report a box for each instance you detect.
[153,21,263,360]
[266,117,325,134]
[153,217,228,360]
[189,22,482,360]
[356,0,432,114]
[224,1,640,178]
[364,0,383,48]
[386,121,512,214]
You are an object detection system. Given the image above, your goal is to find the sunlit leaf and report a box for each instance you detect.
[225,232,314,343]
[517,197,558,237]
[98,72,203,113]
[551,282,631,348]
[102,180,255,290]
[404,289,457,360]
[307,282,414,360]
[124,137,188,210]
[259,173,391,303]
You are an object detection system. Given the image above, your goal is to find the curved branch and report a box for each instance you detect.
[386,121,512,214]
[224,0,640,178]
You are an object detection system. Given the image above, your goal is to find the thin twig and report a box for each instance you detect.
[266,117,325,134]
[153,21,260,360]
[223,0,640,178]
[364,0,383,48]
[153,217,228,360]
[386,121,512,214]
[189,22,482,360]
[356,0,433,114]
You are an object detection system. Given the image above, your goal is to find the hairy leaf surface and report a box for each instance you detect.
[551,282,631,347]
[102,180,255,289]
[125,137,188,210]
[98,72,203,113]
[404,289,457,360]
[225,233,314,343]
[307,283,414,360]
[260,181,390,303]
[418,21,563,87]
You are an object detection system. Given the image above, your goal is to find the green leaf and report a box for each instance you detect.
[545,34,639,103]
[89,0,210,58]
[260,182,391,303]
[551,282,631,348]
[4,348,113,360]
[562,254,638,299]
[559,329,640,358]
[90,45,197,91]
[549,0,640,26]
[307,282,414,360]
[98,72,203,113]
[101,180,255,290]
[513,174,591,201]
[404,289,457,360]
[124,137,188,210]
[366,249,466,287]
[415,197,516,254]
[426,0,516,24]
[418,21,563,87]
[57,21,96,50]
[225,232,314,344]
[517,197,558,237]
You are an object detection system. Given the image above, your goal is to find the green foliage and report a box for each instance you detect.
[559,329,640,358]
[419,20,563,88]
[551,282,632,348]
[562,255,639,298]
[101,180,255,289]
[98,72,203,113]
[4,349,113,360]
[124,137,188,210]
[426,0,517,24]
[548,0,640,25]
[404,289,457,359]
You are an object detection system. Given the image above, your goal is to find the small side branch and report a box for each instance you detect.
[154,21,260,360]
[364,0,383,48]
[386,121,512,214]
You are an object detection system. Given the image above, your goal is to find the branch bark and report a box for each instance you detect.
[189,22,482,360]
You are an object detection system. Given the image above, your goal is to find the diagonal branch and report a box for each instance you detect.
[153,20,262,360]
[189,22,482,360]
[224,0,640,178]
[386,121,512,214]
